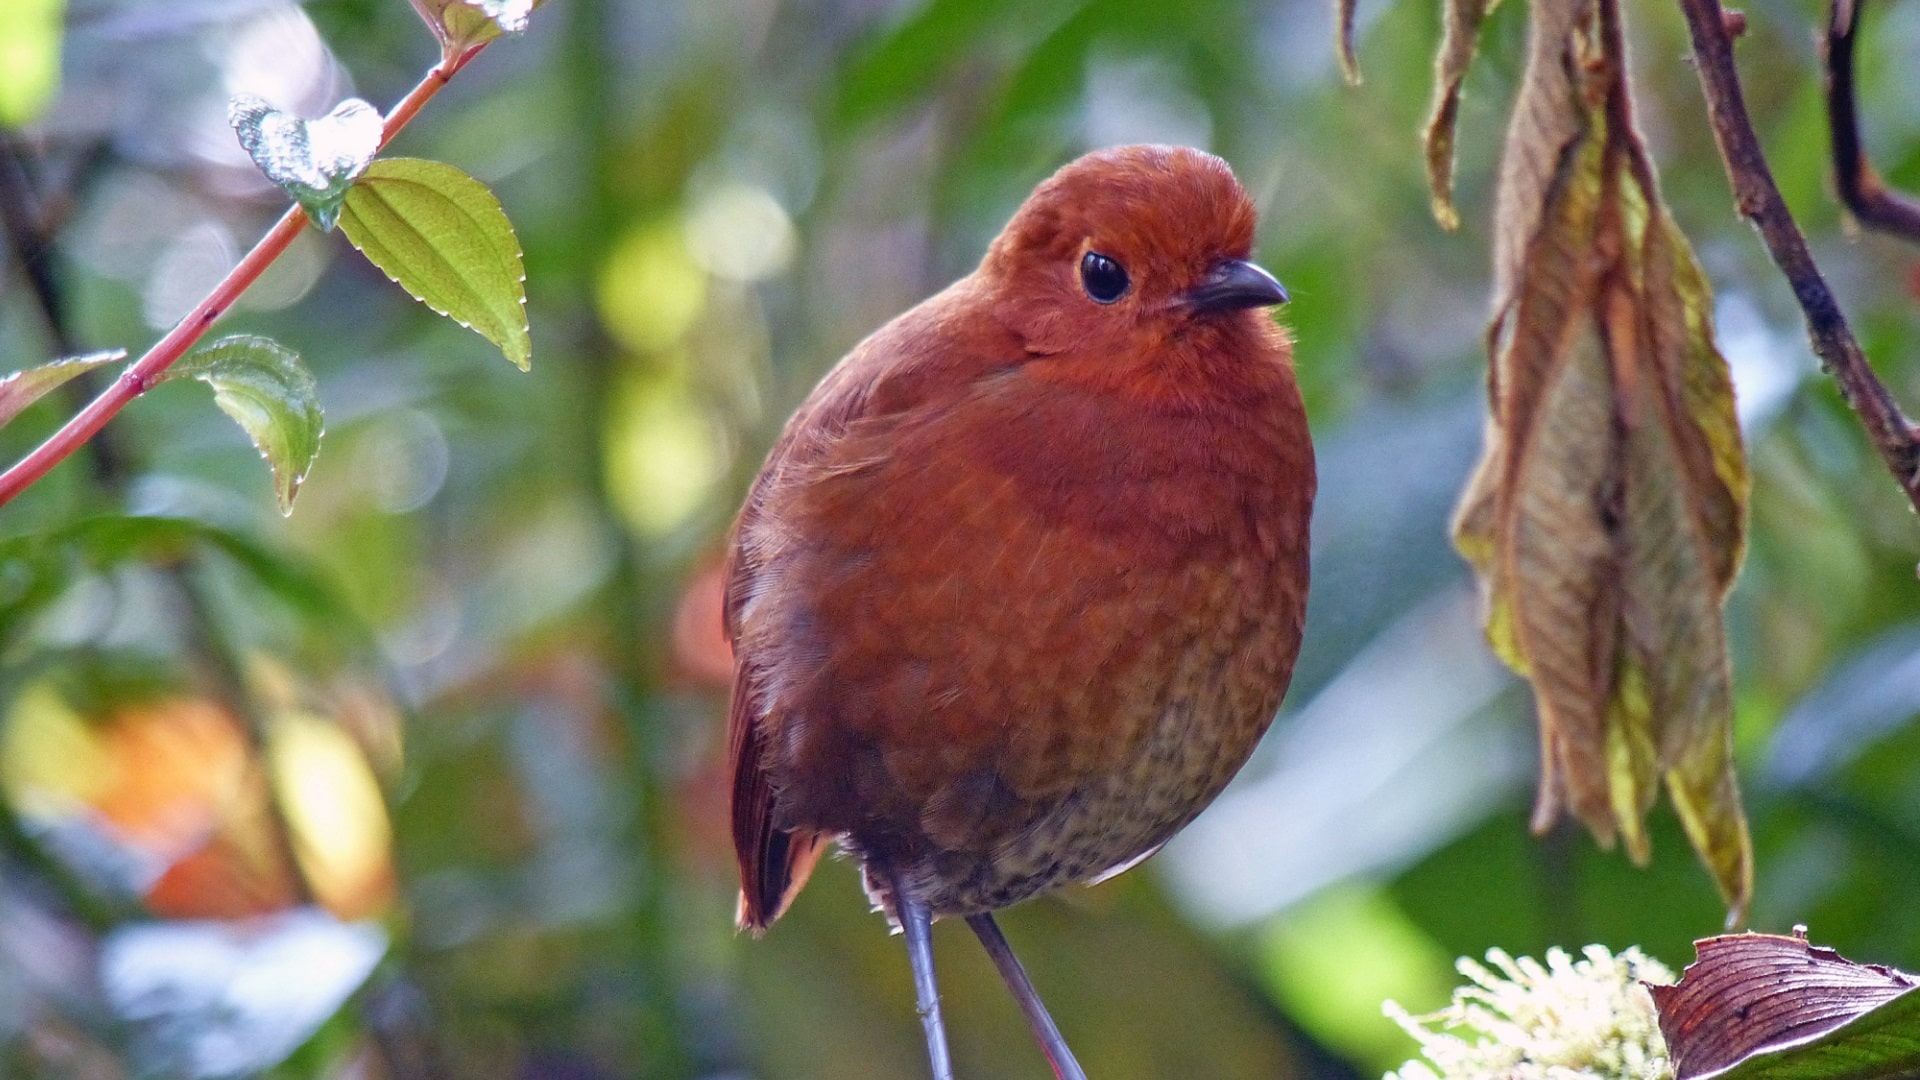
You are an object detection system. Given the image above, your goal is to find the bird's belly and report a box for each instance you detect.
[882,684,1272,915]
[802,547,1299,916]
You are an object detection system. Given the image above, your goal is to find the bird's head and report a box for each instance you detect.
[979,144,1290,400]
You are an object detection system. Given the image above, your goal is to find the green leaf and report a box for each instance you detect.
[0,350,125,429]
[407,0,545,54]
[0,0,64,128]
[833,0,1068,127]
[339,158,531,371]
[228,95,382,231]
[0,514,379,658]
[166,335,323,516]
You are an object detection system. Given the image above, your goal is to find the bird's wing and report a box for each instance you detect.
[724,288,1002,931]
[724,358,870,933]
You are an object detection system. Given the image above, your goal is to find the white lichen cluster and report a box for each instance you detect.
[1383,945,1676,1080]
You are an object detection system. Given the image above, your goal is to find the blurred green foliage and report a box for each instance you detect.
[2,0,1919,1078]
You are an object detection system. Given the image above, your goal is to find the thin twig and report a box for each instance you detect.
[0,43,487,510]
[1675,0,1920,512]
[0,134,134,486]
[1823,0,1920,243]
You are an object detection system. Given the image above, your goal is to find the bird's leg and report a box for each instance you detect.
[890,871,956,1080]
[966,913,1089,1080]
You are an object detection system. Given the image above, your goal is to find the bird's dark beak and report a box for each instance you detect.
[1183,259,1289,311]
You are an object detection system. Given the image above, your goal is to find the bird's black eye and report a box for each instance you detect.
[1079,251,1130,304]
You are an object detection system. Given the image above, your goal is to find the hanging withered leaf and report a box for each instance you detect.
[1649,930,1920,1080]
[1450,0,1753,921]
[1423,0,1503,230]
[1333,0,1364,86]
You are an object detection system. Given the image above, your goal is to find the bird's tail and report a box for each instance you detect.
[734,824,826,933]
[730,704,826,933]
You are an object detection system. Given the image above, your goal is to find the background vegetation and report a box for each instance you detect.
[2,0,1919,1077]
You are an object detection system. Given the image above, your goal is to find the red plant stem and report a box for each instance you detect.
[0,42,488,510]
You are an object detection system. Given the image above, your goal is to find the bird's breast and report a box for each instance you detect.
[967,363,1309,554]
[741,359,1312,912]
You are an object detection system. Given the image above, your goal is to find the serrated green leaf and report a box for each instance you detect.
[166,335,323,516]
[0,350,125,429]
[228,95,382,232]
[407,0,545,54]
[0,0,63,128]
[339,158,531,371]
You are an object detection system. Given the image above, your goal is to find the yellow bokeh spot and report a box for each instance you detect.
[596,220,708,354]
[269,712,395,920]
[0,0,64,129]
[1,681,108,815]
[3,687,250,855]
[605,371,727,536]
[683,182,796,282]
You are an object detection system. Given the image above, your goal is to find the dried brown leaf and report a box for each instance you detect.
[1424,0,1503,229]
[1489,0,1588,307]
[1451,0,1752,920]
[1335,0,1364,85]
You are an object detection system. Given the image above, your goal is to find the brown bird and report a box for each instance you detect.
[725,144,1314,1079]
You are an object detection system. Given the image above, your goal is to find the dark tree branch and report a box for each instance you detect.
[1676,0,1920,515]
[0,134,132,486]
[1824,0,1920,244]
[0,134,73,354]
[170,562,318,909]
